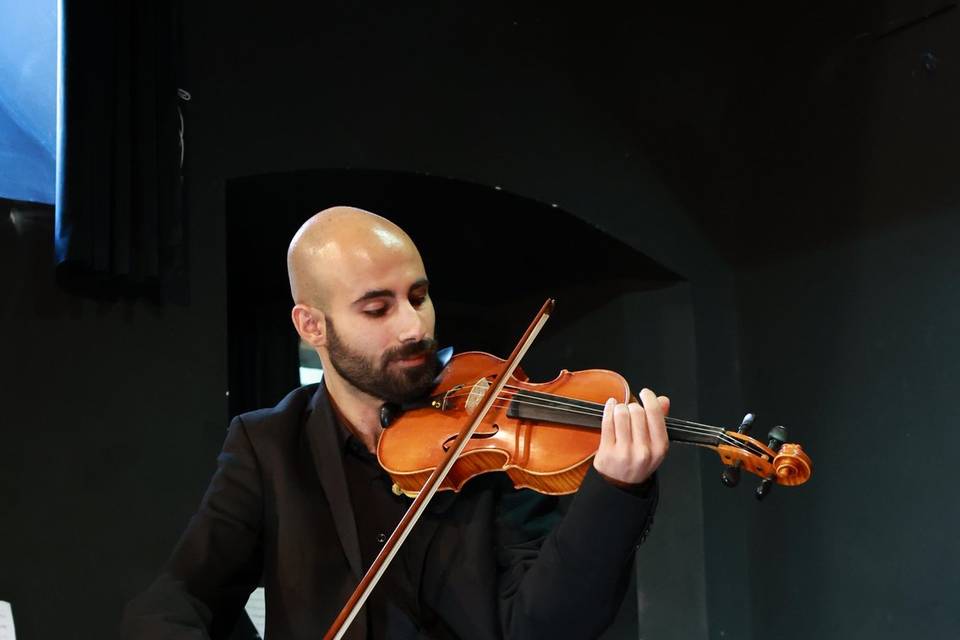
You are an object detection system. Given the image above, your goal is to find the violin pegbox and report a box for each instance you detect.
[716,414,812,501]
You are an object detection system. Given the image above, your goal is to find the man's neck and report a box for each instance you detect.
[323,373,383,454]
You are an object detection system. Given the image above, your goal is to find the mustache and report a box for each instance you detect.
[384,337,439,363]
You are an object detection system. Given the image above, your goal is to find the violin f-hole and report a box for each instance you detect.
[442,424,500,452]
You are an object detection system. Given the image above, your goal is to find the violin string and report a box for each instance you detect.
[501,385,730,432]
[436,393,757,452]
[453,399,752,450]
[433,379,771,449]
[442,388,727,436]
[441,387,736,439]
[438,384,772,456]
[444,386,729,433]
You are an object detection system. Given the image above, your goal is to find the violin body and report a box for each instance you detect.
[378,351,813,498]
[378,351,631,496]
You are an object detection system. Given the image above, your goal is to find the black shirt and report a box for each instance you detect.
[333,412,423,639]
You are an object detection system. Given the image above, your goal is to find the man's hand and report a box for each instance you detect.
[593,388,670,487]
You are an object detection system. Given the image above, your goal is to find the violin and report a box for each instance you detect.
[378,351,812,500]
[323,299,811,640]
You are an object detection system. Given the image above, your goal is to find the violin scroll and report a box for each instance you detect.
[771,443,812,486]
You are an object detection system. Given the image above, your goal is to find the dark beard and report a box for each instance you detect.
[324,317,440,404]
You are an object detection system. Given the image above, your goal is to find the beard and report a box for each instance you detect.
[324,317,440,404]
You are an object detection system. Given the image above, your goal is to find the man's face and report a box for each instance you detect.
[319,239,439,404]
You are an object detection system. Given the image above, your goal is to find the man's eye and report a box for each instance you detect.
[411,289,430,306]
[363,307,387,317]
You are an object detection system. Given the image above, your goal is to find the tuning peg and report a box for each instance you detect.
[721,465,741,487]
[755,477,774,500]
[754,425,789,500]
[767,425,787,452]
[721,412,756,488]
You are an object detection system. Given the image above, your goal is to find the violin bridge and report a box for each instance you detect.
[464,378,491,415]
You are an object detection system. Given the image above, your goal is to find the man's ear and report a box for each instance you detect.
[291,304,327,348]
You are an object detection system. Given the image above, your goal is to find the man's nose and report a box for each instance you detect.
[396,299,427,343]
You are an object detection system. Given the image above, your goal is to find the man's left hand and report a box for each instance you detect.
[593,388,670,487]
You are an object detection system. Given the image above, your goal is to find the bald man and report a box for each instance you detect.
[123,207,666,640]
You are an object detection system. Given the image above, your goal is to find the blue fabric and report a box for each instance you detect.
[0,0,57,204]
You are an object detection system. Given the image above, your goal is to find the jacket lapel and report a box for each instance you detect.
[304,382,364,581]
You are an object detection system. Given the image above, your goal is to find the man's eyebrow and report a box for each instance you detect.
[409,278,429,292]
[352,289,395,305]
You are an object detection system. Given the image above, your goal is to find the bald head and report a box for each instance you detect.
[287,206,421,309]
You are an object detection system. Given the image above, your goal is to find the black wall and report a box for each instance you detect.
[729,3,960,637]
[2,1,957,639]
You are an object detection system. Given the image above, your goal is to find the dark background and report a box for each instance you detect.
[2,1,958,638]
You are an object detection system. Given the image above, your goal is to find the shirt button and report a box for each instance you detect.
[376,532,387,544]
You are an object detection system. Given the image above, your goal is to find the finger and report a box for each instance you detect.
[658,395,670,416]
[628,401,650,454]
[600,398,617,448]
[613,402,632,445]
[641,388,669,460]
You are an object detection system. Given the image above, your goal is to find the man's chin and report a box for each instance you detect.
[383,364,438,402]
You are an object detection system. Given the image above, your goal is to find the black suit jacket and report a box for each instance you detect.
[122,382,658,639]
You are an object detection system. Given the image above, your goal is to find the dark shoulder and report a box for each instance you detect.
[233,383,320,438]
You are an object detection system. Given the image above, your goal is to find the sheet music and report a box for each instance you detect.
[0,601,15,640]
[244,588,266,639]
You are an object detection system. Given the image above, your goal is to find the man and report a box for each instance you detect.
[123,206,669,639]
